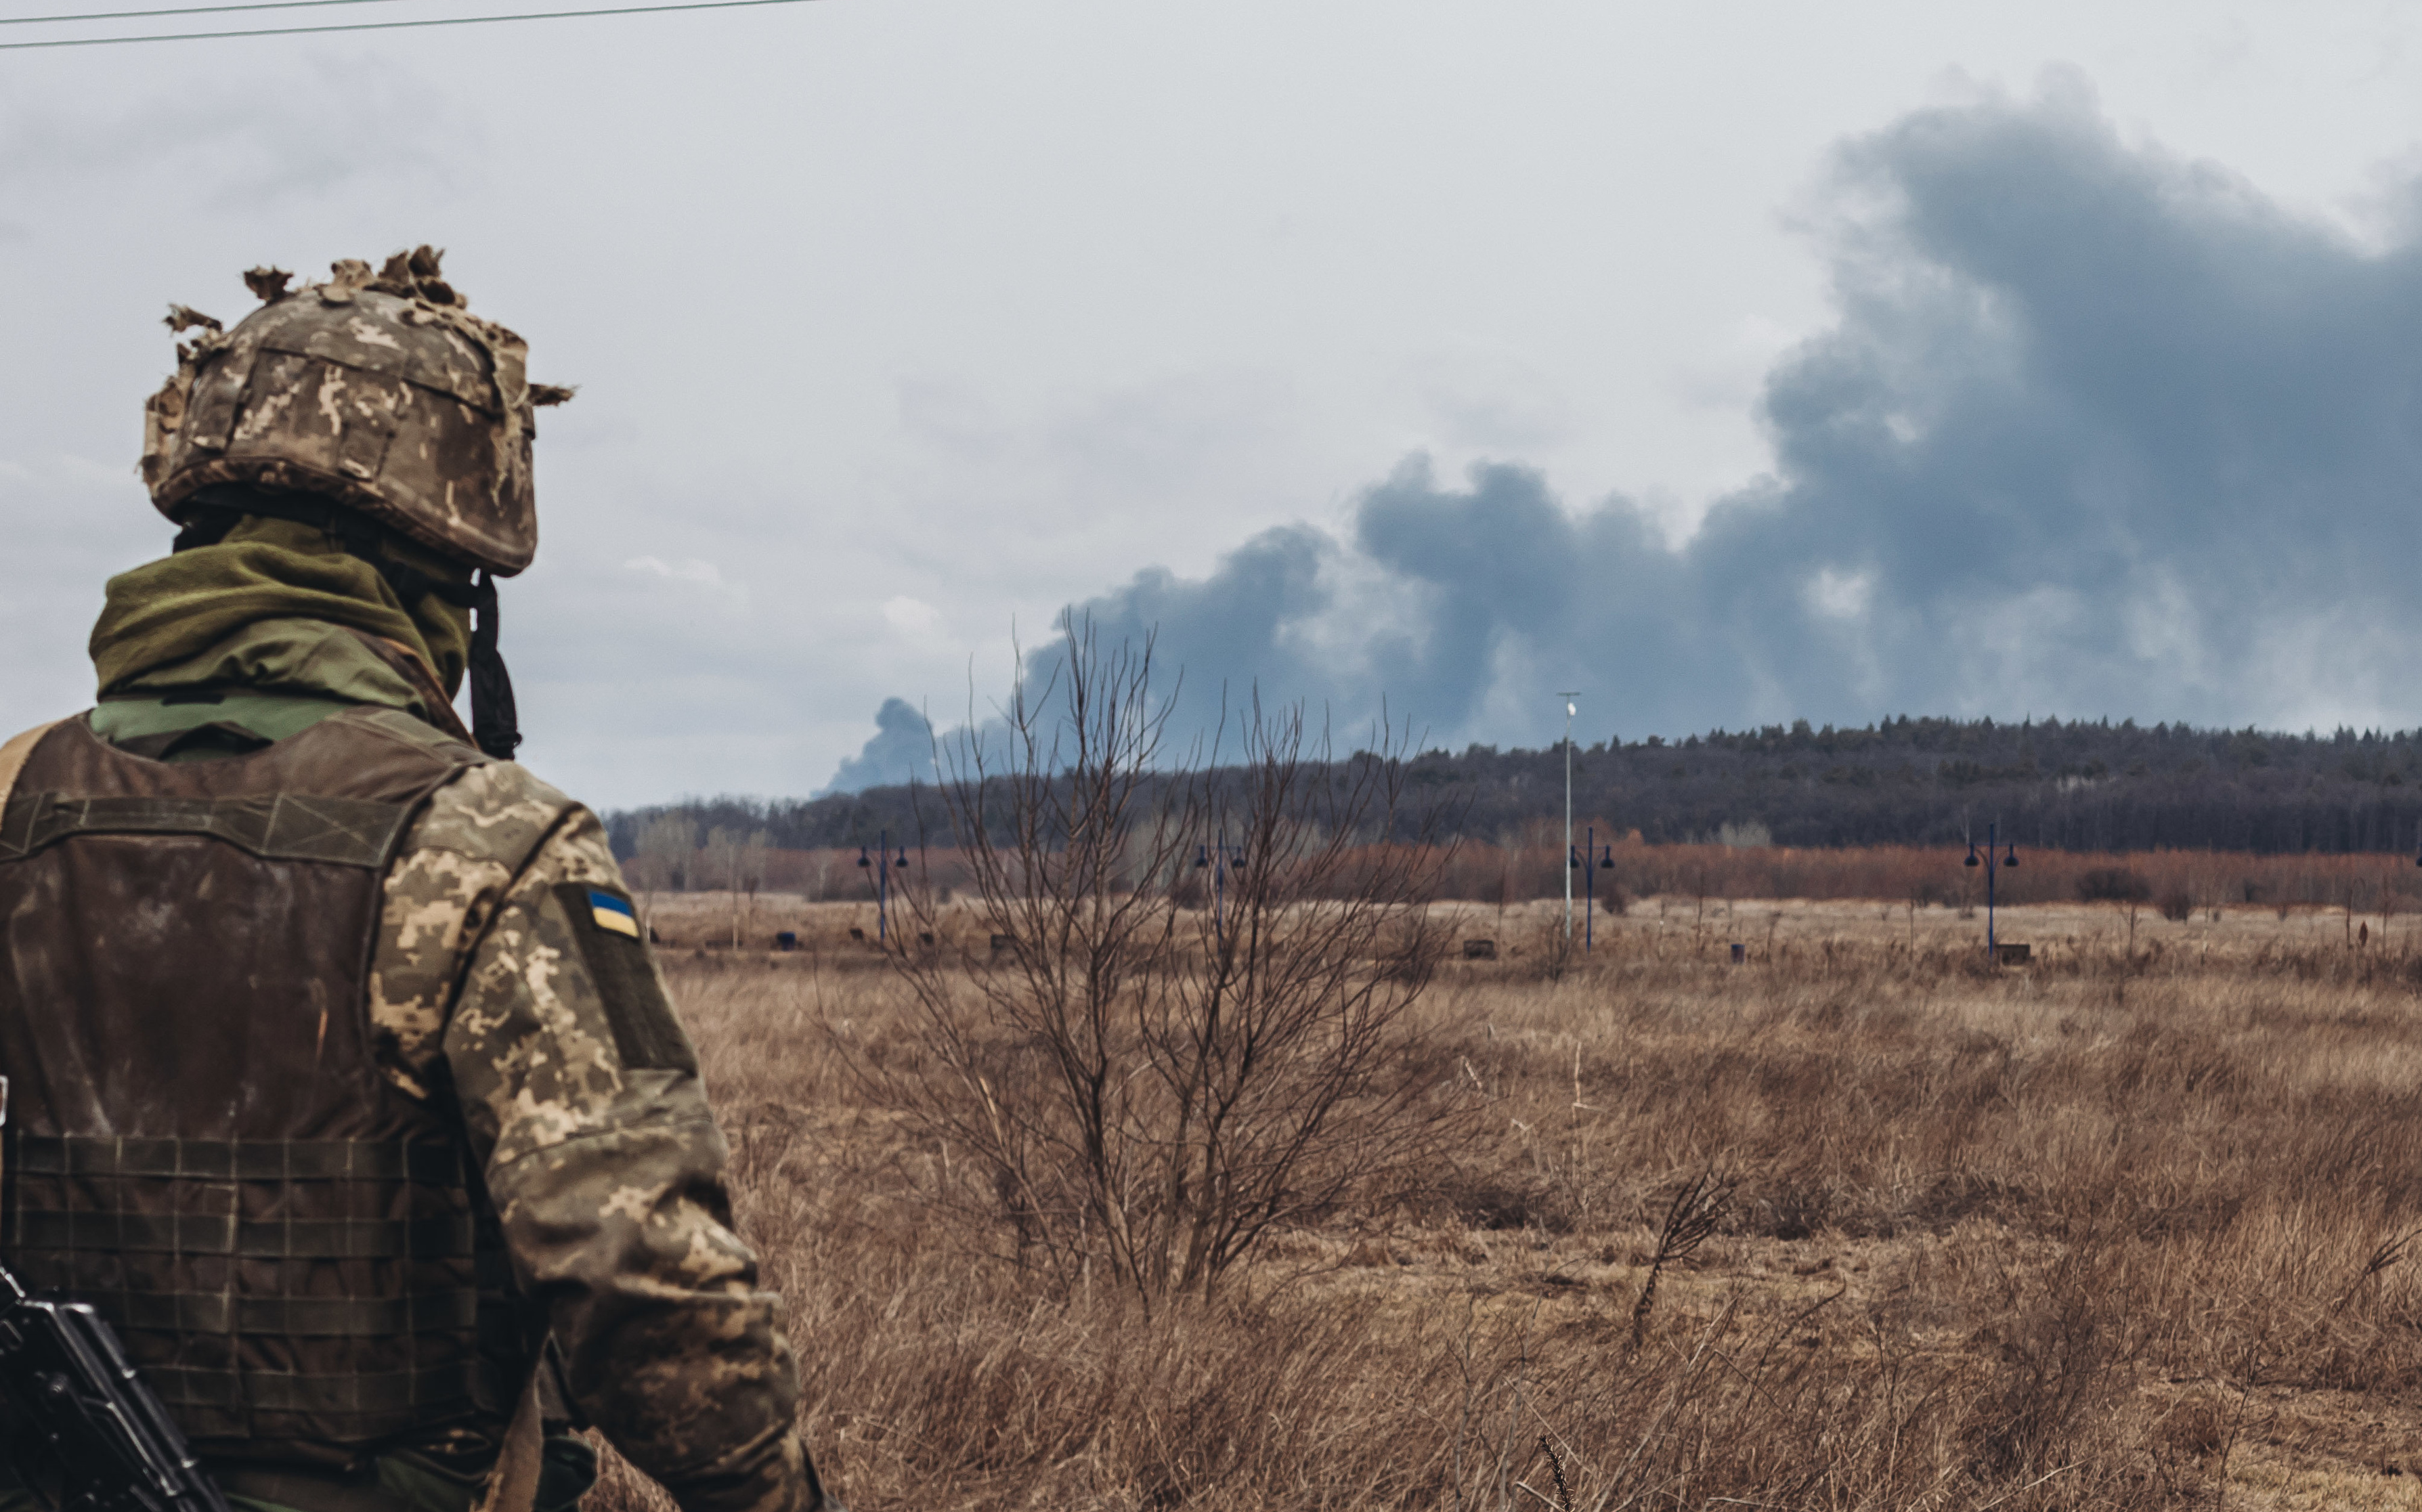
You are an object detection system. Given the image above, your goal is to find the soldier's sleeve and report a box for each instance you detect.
[374,762,827,1512]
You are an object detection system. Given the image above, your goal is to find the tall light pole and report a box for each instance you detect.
[1572,827,1612,949]
[1964,821,2017,957]
[857,831,908,944]
[1195,836,1246,942]
[1559,693,1579,941]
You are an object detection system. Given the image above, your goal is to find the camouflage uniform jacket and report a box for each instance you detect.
[70,616,825,1512]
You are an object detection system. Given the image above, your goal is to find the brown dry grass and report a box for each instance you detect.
[653,838,2422,921]
[590,894,2422,1511]
[1435,837,2422,915]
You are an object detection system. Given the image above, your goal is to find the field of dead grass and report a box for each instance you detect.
[594,893,2422,1511]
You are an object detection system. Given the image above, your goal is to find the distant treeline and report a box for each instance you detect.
[604,714,2422,863]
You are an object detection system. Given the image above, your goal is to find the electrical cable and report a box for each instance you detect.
[2,0,400,27]
[0,0,810,47]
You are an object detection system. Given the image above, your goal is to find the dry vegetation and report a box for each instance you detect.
[582,891,2422,1512]
[642,836,2422,934]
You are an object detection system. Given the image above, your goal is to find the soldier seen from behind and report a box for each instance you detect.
[0,250,836,1512]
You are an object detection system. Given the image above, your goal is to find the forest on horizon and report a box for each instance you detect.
[606,714,2422,861]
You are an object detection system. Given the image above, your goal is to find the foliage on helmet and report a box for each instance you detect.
[142,248,572,576]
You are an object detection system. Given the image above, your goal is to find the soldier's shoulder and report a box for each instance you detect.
[408,751,590,869]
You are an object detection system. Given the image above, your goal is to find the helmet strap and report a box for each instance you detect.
[464,573,523,762]
[173,485,524,760]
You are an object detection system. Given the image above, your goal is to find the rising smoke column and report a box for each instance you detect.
[824,74,2422,793]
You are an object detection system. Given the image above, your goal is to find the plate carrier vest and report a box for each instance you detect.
[0,712,525,1460]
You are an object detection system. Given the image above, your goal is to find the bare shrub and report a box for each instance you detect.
[1630,1170,1731,1342]
[850,615,1468,1301]
[2079,866,2152,903]
[1962,1234,2136,1480]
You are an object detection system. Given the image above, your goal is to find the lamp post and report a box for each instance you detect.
[1195,836,1246,941]
[1570,825,1614,950]
[1559,693,1579,941]
[856,830,908,944]
[1964,821,2018,957]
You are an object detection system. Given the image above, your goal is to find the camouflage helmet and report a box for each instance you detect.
[140,248,570,576]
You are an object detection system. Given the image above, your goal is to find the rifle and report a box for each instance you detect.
[0,1077,233,1512]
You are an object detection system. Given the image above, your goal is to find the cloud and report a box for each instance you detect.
[882,595,943,635]
[823,72,2422,789]
[0,53,464,209]
[622,555,751,611]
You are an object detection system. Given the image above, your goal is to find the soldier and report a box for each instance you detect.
[0,250,836,1512]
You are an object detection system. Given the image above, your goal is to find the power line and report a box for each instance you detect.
[3,0,398,26]
[0,0,811,47]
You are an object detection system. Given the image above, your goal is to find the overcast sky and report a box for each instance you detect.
[6,1,2422,806]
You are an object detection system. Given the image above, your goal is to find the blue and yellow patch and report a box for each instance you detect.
[553,882,694,1073]
[587,889,641,939]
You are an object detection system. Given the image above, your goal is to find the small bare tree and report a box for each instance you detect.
[631,813,697,931]
[851,614,1466,1304]
[739,828,769,945]
[701,827,771,947]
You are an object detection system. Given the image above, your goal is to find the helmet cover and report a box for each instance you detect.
[140,249,571,576]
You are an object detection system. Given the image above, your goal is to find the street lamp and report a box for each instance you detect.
[1559,693,1579,941]
[1964,821,2018,957]
[857,830,909,944]
[1194,836,1247,941]
[1570,825,1614,950]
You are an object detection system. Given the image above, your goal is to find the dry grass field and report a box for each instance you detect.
[594,890,2422,1511]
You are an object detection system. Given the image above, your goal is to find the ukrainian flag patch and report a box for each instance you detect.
[587,889,641,938]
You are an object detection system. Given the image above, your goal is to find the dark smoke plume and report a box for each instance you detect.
[815,696,934,796]
[824,77,2422,794]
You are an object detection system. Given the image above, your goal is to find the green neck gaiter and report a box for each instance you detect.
[91,517,474,697]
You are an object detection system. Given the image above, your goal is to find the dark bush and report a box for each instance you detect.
[2078,867,2152,903]
[1449,1179,1570,1233]
[2157,889,2194,923]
